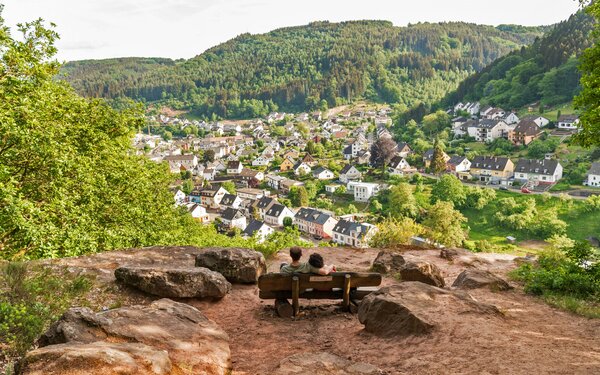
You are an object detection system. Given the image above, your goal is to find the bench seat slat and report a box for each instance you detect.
[259,287,377,301]
[258,272,381,292]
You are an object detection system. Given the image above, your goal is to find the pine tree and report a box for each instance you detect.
[430,139,447,174]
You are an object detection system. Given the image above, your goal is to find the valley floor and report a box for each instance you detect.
[41,246,600,374]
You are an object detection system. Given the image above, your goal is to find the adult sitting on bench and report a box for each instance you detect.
[260,248,381,317]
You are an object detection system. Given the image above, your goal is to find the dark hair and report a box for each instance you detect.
[308,253,324,269]
[289,247,303,261]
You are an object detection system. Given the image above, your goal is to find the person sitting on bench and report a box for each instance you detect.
[307,253,336,275]
[280,247,334,275]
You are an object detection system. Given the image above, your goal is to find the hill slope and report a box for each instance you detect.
[442,11,595,110]
[60,21,549,118]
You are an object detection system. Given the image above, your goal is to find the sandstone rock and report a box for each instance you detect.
[20,342,172,375]
[195,247,267,283]
[370,251,406,274]
[452,269,512,291]
[273,352,383,375]
[32,299,231,375]
[398,261,445,287]
[439,248,469,261]
[358,282,501,337]
[114,266,231,299]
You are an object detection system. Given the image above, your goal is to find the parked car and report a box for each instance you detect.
[521,187,532,194]
[499,186,508,191]
[313,235,323,240]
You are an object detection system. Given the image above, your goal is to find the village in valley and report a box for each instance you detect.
[135,101,600,250]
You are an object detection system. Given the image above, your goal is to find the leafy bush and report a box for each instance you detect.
[369,217,423,248]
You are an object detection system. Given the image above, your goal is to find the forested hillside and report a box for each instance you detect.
[60,21,548,119]
[442,11,594,109]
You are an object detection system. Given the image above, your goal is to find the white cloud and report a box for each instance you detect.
[1,0,582,61]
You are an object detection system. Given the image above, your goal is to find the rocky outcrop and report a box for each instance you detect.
[23,299,231,375]
[452,269,512,291]
[195,247,267,283]
[358,282,501,337]
[273,352,383,375]
[398,261,445,287]
[371,251,406,274]
[114,266,231,299]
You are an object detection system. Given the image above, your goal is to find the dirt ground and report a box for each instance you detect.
[39,246,600,374]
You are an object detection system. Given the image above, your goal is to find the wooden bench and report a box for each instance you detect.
[258,272,382,317]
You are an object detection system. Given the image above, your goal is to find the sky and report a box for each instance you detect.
[2,0,581,62]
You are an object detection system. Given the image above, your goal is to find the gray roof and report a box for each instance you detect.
[295,208,332,225]
[476,119,502,129]
[220,194,238,206]
[332,219,371,239]
[256,196,275,209]
[471,156,511,171]
[515,159,561,175]
[447,155,468,166]
[243,220,266,236]
[340,164,358,175]
[221,207,244,221]
[265,203,288,218]
[589,162,600,176]
[513,120,541,136]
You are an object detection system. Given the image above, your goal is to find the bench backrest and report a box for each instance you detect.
[258,272,381,292]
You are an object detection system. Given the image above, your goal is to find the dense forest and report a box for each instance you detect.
[442,11,595,110]
[60,21,549,119]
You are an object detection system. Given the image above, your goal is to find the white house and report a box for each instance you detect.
[252,155,272,167]
[312,167,335,180]
[339,165,362,183]
[332,220,377,248]
[293,162,312,176]
[325,184,342,193]
[557,114,580,130]
[203,168,216,181]
[522,115,550,127]
[388,156,414,176]
[586,162,600,187]
[471,119,511,142]
[163,155,198,173]
[266,174,285,190]
[174,189,187,206]
[186,203,209,223]
[220,208,247,230]
[447,155,471,173]
[347,182,381,202]
[504,112,520,125]
[243,220,274,243]
[264,203,295,227]
[227,160,243,174]
[219,193,242,210]
[514,159,563,185]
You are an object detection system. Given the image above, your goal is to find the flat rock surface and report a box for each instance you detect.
[195,247,267,283]
[114,266,231,298]
[273,352,383,374]
[26,299,231,375]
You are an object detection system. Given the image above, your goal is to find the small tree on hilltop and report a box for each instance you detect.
[430,138,447,175]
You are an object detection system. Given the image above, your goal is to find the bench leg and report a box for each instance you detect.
[342,274,351,311]
[275,298,293,318]
[292,276,300,317]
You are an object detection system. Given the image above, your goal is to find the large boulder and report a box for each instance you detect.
[24,299,231,375]
[114,266,231,299]
[273,352,383,375]
[358,282,501,338]
[398,261,445,287]
[195,247,267,283]
[371,251,406,274]
[452,269,512,291]
[20,342,172,375]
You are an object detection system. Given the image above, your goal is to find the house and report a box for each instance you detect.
[325,184,342,193]
[163,155,198,173]
[220,208,247,230]
[209,160,227,172]
[186,203,210,223]
[339,165,362,183]
[237,188,266,201]
[396,142,412,158]
[514,159,563,184]
[283,150,299,160]
[174,189,187,206]
[482,107,506,120]
[347,181,381,202]
[264,203,295,227]
[586,162,600,187]
[503,112,520,125]
[280,179,304,194]
[343,145,353,160]
[521,115,550,128]
[293,162,312,176]
[219,193,242,210]
[203,168,216,181]
[301,153,317,167]
[509,119,542,146]
[239,168,264,183]
[227,160,243,174]
[294,208,338,239]
[470,156,515,183]
[557,114,580,130]
[423,149,450,168]
[243,220,274,243]
[332,220,377,248]
[471,119,511,142]
[253,196,276,218]
[189,186,227,209]
[312,167,335,180]
[252,155,272,167]
[266,174,285,190]
[279,156,295,172]
[357,150,371,165]
[446,155,471,173]
[388,156,415,176]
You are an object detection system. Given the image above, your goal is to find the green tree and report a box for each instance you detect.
[203,149,215,163]
[289,186,309,207]
[423,201,468,247]
[388,183,419,218]
[430,139,447,174]
[181,180,194,195]
[221,181,236,195]
[465,187,496,209]
[575,1,600,147]
[430,175,467,207]
[369,217,423,248]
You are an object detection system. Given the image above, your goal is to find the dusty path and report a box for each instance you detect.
[44,246,600,374]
